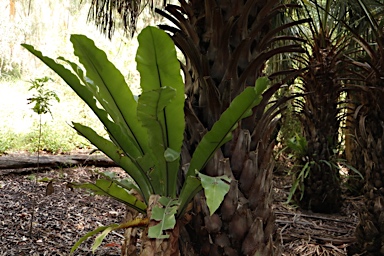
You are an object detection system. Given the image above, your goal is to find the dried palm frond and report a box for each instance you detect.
[86,0,167,38]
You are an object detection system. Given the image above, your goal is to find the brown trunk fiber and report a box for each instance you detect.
[121,208,141,256]
[186,130,279,255]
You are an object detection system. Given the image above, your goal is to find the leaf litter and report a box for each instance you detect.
[0,165,127,255]
[0,154,362,255]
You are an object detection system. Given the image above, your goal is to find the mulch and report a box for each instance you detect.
[0,152,362,255]
[274,173,362,255]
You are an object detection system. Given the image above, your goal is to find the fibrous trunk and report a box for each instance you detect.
[352,90,384,255]
[157,0,305,254]
[184,128,279,255]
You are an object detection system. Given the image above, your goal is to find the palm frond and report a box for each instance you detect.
[87,0,167,38]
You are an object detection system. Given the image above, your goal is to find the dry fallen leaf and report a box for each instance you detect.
[46,180,54,196]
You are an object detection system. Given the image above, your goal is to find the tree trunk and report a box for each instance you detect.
[294,41,344,213]
[156,1,303,254]
[351,95,384,255]
[344,91,367,195]
[185,130,279,255]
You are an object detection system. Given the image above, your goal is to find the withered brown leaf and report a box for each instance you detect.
[46,180,54,196]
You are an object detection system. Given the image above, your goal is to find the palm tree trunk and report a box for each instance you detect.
[351,96,384,255]
[156,0,304,254]
[186,135,279,255]
[292,23,347,212]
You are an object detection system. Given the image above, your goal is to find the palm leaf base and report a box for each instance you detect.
[121,208,141,256]
[186,145,279,255]
[354,187,384,255]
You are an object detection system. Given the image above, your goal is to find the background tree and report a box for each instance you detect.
[343,0,384,194]
[287,0,351,213]
[156,1,307,255]
[343,0,384,254]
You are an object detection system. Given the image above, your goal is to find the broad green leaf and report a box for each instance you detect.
[92,226,116,253]
[177,176,202,217]
[38,177,51,182]
[164,148,180,162]
[72,123,153,202]
[198,173,231,215]
[137,87,176,195]
[148,197,179,239]
[179,77,269,212]
[98,171,117,179]
[116,177,140,192]
[255,76,269,95]
[187,77,269,177]
[70,35,149,157]
[97,171,141,194]
[136,26,185,197]
[71,179,147,213]
[21,44,146,162]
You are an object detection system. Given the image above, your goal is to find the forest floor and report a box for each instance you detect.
[0,151,362,255]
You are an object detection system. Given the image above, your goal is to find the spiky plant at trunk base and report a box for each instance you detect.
[157,0,307,254]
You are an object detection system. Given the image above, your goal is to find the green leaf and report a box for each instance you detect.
[344,163,364,180]
[198,173,231,215]
[148,197,179,239]
[96,165,141,192]
[178,77,269,213]
[70,35,149,157]
[99,171,117,179]
[73,122,153,203]
[164,147,180,162]
[136,26,185,197]
[176,175,202,217]
[21,43,146,162]
[188,78,269,177]
[255,76,269,95]
[71,179,147,213]
[38,177,51,182]
[137,87,176,195]
[70,225,117,255]
[92,226,116,253]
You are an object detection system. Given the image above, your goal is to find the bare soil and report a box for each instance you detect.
[0,152,362,255]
